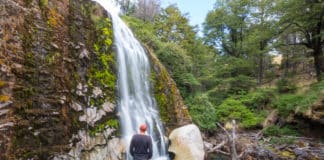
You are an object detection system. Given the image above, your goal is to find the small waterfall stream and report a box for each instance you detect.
[93,1,168,159]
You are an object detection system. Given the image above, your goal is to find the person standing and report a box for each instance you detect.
[129,124,153,160]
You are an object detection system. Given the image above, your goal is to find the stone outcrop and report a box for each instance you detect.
[146,46,192,133]
[168,124,204,160]
[0,0,119,158]
[0,0,191,159]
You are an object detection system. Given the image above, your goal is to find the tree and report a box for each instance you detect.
[203,0,251,57]
[117,0,135,15]
[154,5,197,48]
[245,0,278,84]
[278,0,324,80]
[133,0,161,22]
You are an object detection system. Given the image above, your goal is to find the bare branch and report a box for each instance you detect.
[214,149,230,156]
[207,140,226,153]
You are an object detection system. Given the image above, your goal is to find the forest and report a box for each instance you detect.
[119,0,323,158]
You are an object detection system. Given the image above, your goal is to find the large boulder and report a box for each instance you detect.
[168,124,204,160]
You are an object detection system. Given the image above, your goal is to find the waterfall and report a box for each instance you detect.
[93,1,168,159]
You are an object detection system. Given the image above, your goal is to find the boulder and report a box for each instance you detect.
[168,124,204,160]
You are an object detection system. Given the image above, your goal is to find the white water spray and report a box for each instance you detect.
[93,1,168,159]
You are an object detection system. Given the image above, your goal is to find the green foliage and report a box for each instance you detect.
[239,88,275,109]
[273,81,324,116]
[215,98,262,128]
[156,42,196,96]
[226,75,257,95]
[88,18,116,91]
[276,79,297,93]
[269,137,296,145]
[45,52,60,65]
[39,0,48,8]
[122,16,161,49]
[295,80,324,112]
[154,5,196,49]
[215,56,255,78]
[272,94,301,117]
[186,94,217,131]
[150,70,172,123]
[90,119,119,137]
[263,125,299,137]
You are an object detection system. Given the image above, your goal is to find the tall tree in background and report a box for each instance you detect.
[154,5,197,48]
[203,0,251,57]
[246,0,278,84]
[278,0,324,81]
[117,0,135,15]
[133,0,161,22]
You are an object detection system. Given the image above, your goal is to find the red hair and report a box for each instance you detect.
[139,124,147,132]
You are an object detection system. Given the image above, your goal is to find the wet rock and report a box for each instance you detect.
[107,138,126,160]
[71,101,83,111]
[79,107,106,126]
[76,83,87,96]
[51,42,59,49]
[92,86,102,98]
[242,145,278,160]
[79,48,89,59]
[102,101,115,113]
[59,128,117,159]
[293,148,309,160]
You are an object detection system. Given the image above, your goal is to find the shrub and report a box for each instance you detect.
[270,137,295,145]
[215,98,262,128]
[263,125,299,137]
[240,88,275,109]
[272,94,302,117]
[186,94,217,131]
[276,79,297,93]
[226,75,257,95]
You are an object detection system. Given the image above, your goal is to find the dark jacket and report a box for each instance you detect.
[129,134,153,160]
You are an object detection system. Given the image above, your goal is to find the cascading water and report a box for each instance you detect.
[93,1,168,159]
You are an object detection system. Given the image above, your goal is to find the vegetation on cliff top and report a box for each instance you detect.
[119,0,323,134]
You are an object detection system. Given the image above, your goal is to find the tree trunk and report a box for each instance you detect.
[313,13,323,81]
[258,55,264,85]
[230,120,238,160]
[313,49,324,81]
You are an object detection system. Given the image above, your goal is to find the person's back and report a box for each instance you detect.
[129,124,153,160]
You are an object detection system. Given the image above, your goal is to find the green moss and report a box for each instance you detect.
[45,52,60,64]
[151,70,171,123]
[25,52,35,67]
[89,119,119,137]
[87,17,116,105]
[39,0,48,8]
[14,87,35,99]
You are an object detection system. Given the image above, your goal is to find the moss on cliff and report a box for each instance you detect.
[4,0,118,159]
[146,46,191,132]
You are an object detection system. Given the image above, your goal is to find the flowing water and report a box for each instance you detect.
[93,1,168,159]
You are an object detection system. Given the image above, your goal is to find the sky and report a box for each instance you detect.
[160,0,215,35]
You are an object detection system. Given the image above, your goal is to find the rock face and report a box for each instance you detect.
[168,124,204,160]
[0,0,191,159]
[146,46,192,133]
[0,0,118,159]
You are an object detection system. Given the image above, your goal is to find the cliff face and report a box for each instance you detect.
[0,0,190,159]
[146,46,192,134]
